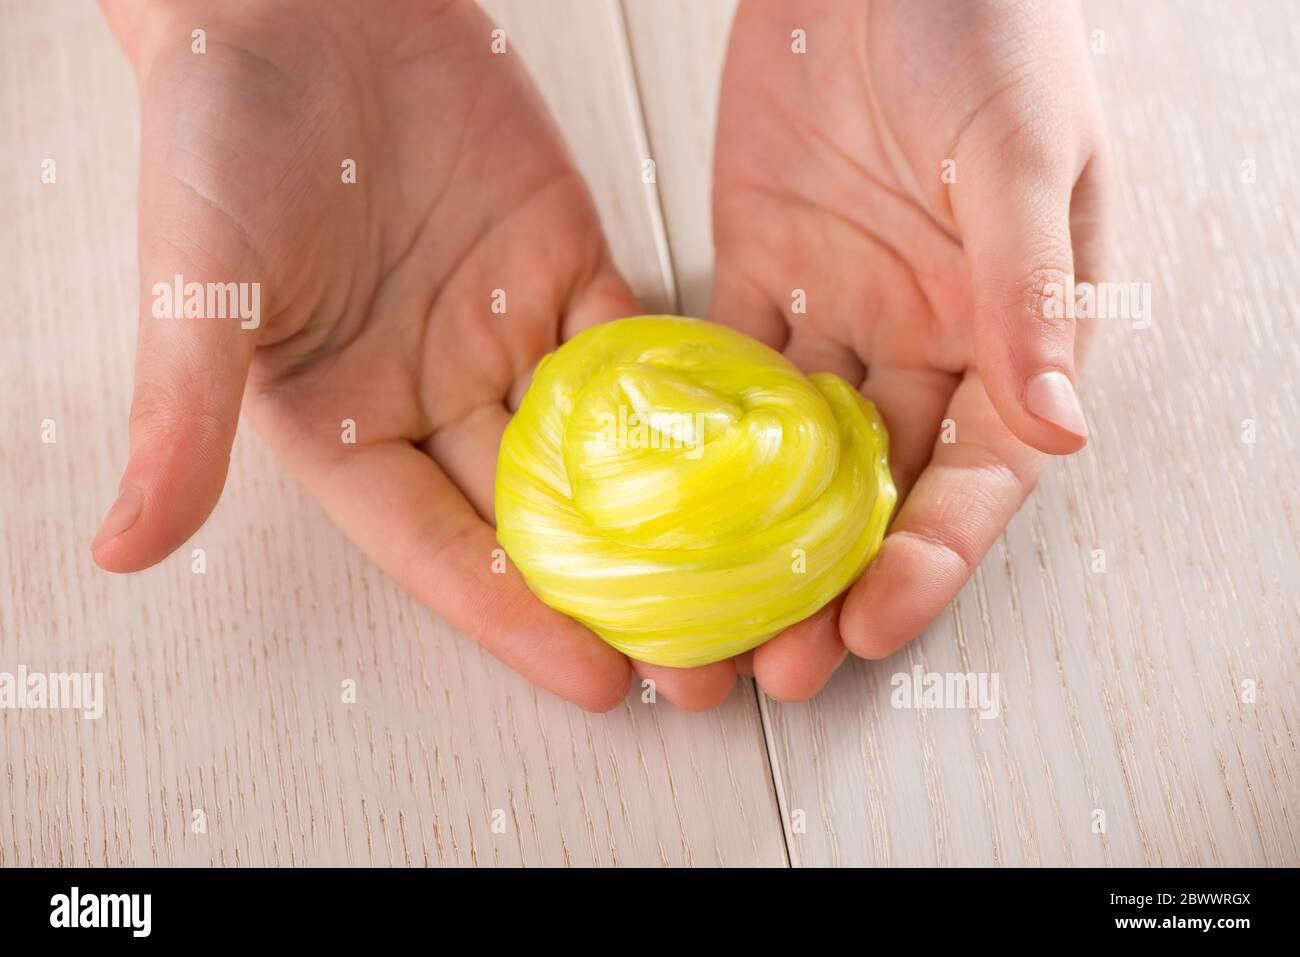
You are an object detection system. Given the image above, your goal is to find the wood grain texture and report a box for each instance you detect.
[3,0,1297,870]
[625,0,1300,866]
[0,0,786,867]
[620,0,738,317]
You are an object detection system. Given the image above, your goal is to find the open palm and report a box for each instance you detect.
[707,0,1113,700]
[94,0,1113,713]
[93,0,641,709]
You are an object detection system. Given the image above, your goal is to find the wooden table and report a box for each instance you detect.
[2,0,1296,867]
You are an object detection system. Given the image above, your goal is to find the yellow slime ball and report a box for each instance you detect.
[495,316,897,668]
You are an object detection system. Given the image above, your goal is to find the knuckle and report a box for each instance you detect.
[128,399,232,457]
[1023,265,1078,328]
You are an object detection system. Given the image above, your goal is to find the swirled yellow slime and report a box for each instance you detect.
[495,316,897,668]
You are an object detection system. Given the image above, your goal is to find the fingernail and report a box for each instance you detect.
[92,485,143,551]
[1025,371,1088,438]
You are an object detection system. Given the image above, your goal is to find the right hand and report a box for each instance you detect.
[93,0,646,711]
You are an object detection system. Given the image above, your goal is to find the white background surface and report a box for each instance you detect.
[1,0,1296,866]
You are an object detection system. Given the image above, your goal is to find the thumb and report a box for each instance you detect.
[954,149,1088,455]
[92,153,259,572]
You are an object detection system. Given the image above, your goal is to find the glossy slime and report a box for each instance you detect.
[495,316,897,668]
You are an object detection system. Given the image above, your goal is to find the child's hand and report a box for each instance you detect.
[709,0,1114,698]
[91,0,641,710]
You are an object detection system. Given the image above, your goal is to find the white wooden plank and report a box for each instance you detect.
[0,0,785,867]
[626,0,1300,865]
[621,0,737,317]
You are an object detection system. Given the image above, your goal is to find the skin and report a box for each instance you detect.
[93,0,638,710]
[92,0,1111,712]
[700,0,1114,707]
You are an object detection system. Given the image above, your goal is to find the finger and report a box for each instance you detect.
[269,433,632,712]
[1066,150,1116,360]
[633,659,738,712]
[782,325,864,385]
[560,256,643,339]
[953,136,1089,455]
[736,368,954,698]
[423,403,511,524]
[92,151,260,572]
[432,256,642,515]
[859,364,960,502]
[507,260,642,411]
[840,373,1045,659]
[752,597,847,702]
[708,260,789,349]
